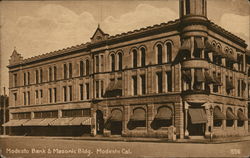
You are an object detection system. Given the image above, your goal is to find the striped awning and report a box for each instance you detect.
[50,117,74,126]
[226,110,238,120]
[23,119,45,126]
[39,118,57,126]
[130,109,146,121]
[214,108,226,120]
[69,117,92,125]
[2,119,29,127]
[188,108,207,124]
[237,110,248,121]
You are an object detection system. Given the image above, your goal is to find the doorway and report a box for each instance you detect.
[110,121,122,135]
[187,114,205,136]
[96,110,104,135]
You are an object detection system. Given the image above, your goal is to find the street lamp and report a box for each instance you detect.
[209,106,213,141]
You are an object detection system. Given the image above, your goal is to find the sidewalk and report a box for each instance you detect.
[1,135,250,144]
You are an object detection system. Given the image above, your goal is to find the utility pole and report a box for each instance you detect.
[3,87,6,135]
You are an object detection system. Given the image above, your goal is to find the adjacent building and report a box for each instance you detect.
[4,0,249,139]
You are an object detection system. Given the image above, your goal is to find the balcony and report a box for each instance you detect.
[181,90,209,105]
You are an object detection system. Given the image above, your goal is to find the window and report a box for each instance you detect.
[133,50,137,68]
[23,92,26,105]
[157,72,163,93]
[152,106,173,129]
[157,44,163,64]
[35,90,38,99]
[96,80,99,98]
[13,74,17,87]
[40,69,43,83]
[69,86,72,101]
[86,59,90,75]
[111,54,115,72]
[101,80,104,97]
[63,86,67,102]
[237,80,241,97]
[34,111,58,119]
[13,93,17,101]
[213,72,219,93]
[40,90,43,98]
[95,56,99,73]
[140,74,146,95]
[49,88,52,103]
[213,106,223,127]
[27,91,30,105]
[129,108,146,129]
[53,66,57,81]
[140,47,146,67]
[35,70,39,84]
[166,71,172,92]
[100,55,104,72]
[69,63,72,78]
[54,88,57,103]
[80,84,84,100]
[166,43,172,62]
[86,83,90,99]
[63,64,67,79]
[23,72,26,85]
[80,61,84,77]
[226,108,234,127]
[48,67,52,81]
[118,52,123,71]
[132,76,137,95]
[27,72,30,85]
[62,109,91,117]
[237,109,245,127]
[186,0,190,14]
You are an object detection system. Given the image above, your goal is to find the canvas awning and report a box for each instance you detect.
[205,71,216,84]
[188,108,207,124]
[195,37,205,49]
[237,110,248,121]
[50,117,74,126]
[213,108,226,120]
[23,119,45,126]
[113,80,122,90]
[39,118,57,126]
[130,109,146,121]
[225,53,237,63]
[180,38,192,51]
[182,69,192,82]
[226,110,238,120]
[155,107,172,120]
[195,69,205,82]
[106,80,115,92]
[69,117,92,125]
[2,119,29,127]
[226,78,235,90]
[109,110,123,121]
[213,73,222,86]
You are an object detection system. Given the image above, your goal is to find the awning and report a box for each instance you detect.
[205,71,216,84]
[106,80,115,91]
[205,40,216,52]
[195,37,205,49]
[226,77,235,90]
[213,73,222,86]
[113,80,122,90]
[155,107,172,120]
[69,117,92,125]
[226,110,238,120]
[50,117,74,126]
[2,119,30,127]
[39,118,57,126]
[188,108,207,124]
[213,108,226,120]
[23,119,44,126]
[237,110,248,121]
[182,69,192,82]
[195,69,205,82]
[226,53,237,63]
[180,38,192,51]
[130,109,146,121]
[110,110,123,121]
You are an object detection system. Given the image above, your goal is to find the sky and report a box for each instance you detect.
[0,0,249,95]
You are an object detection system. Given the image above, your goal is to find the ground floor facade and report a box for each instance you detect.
[3,93,249,139]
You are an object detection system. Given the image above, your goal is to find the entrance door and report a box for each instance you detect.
[187,115,205,136]
[96,110,104,135]
[110,121,122,135]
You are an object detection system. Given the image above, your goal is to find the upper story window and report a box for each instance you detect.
[69,63,72,78]
[140,47,146,67]
[95,55,99,73]
[111,54,115,72]
[166,42,172,62]
[53,66,57,81]
[132,75,137,95]
[35,70,39,84]
[80,60,84,77]
[23,72,26,86]
[27,72,30,85]
[63,64,67,79]
[133,49,138,68]
[13,73,17,87]
[166,71,172,92]
[140,74,146,95]
[40,69,43,83]
[49,67,52,82]
[237,54,244,72]
[86,59,90,75]
[118,52,123,71]
[186,0,190,14]
[156,72,163,93]
[157,44,163,64]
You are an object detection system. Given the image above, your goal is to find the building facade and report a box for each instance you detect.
[4,0,249,139]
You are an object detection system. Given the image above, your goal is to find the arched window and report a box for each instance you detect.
[79,60,84,77]
[140,47,146,67]
[226,108,235,127]
[118,52,123,71]
[213,106,224,127]
[53,66,57,81]
[128,107,146,129]
[166,43,172,62]
[63,64,67,79]
[133,50,137,68]
[86,59,90,75]
[49,67,52,81]
[152,106,172,129]
[111,54,115,72]
[157,44,163,64]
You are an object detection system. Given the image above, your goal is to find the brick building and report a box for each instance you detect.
[0,95,9,135]
[4,0,249,139]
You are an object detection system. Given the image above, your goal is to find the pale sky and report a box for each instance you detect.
[0,0,249,95]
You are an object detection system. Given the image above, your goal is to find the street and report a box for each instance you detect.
[0,136,249,158]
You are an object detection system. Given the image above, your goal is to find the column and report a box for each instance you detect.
[147,104,154,135]
[122,105,129,136]
[191,36,195,59]
[201,37,205,59]
[202,69,205,90]
[91,110,96,136]
[204,103,210,138]
[31,112,35,119]
[184,101,189,138]
[163,71,167,93]
[191,68,194,90]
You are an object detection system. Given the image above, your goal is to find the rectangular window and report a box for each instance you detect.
[80,84,84,100]
[132,76,137,95]
[27,91,30,105]
[40,69,43,83]
[23,92,26,105]
[69,86,72,101]
[35,90,38,99]
[69,63,72,78]
[35,70,39,84]
[40,89,43,98]
[63,86,67,102]
[64,64,67,79]
[13,93,17,101]
[238,80,241,97]
[186,0,190,14]
[167,71,172,92]
[49,88,52,103]
[100,55,104,72]
[13,74,17,87]
[54,88,57,103]
[27,72,30,85]
[101,80,104,97]
[49,67,52,82]
[157,72,163,93]
[23,73,26,85]
[96,80,99,98]
[80,61,84,77]
[54,66,57,81]
[83,109,91,117]
[140,74,146,95]
[86,83,90,99]
[95,56,99,73]
[213,72,218,93]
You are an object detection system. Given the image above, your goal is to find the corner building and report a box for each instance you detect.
[5,0,249,139]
